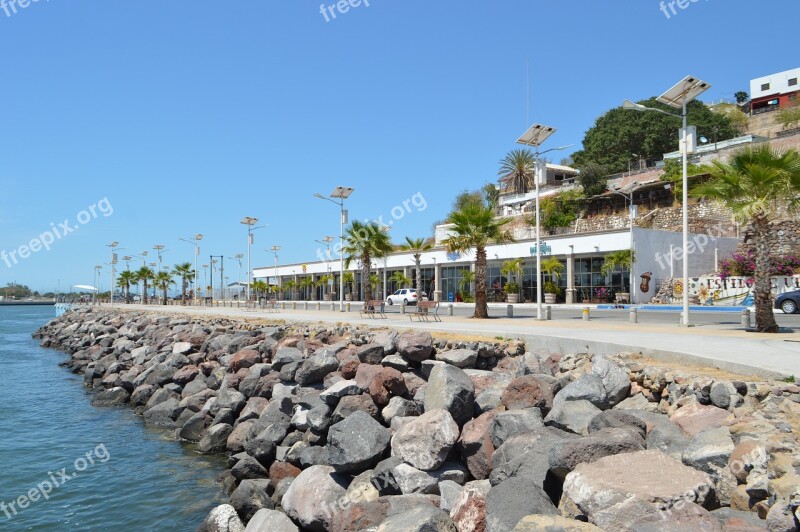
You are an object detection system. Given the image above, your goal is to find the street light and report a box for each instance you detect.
[269,246,281,299]
[228,253,244,300]
[153,245,170,272]
[179,234,203,304]
[94,265,103,305]
[241,217,266,304]
[314,187,354,311]
[107,242,120,306]
[516,123,573,321]
[623,75,711,326]
[610,188,637,303]
[315,237,335,300]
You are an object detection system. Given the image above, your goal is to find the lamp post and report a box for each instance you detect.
[516,124,573,320]
[202,264,209,298]
[210,256,224,302]
[94,265,102,305]
[623,75,710,326]
[610,188,637,303]
[241,217,266,304]
[153,244,169,272]
[149,262,158,302]
[179,234,203,304]
[269,246,281,299]
[107,242,120,306]
[229,253,244,300]
[315,237,334,300]
[314,187,354,312]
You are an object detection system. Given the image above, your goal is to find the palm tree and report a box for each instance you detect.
[171,262,195,305]
[317,274,333,300]
[498,149,537,195]
[133,266,155,304]
[389,271,412,290]
[343,272,354,298]
[458,270,475,298]
[117,270,137,303]
[283,279,297,301]
[251,280,269,303]
[298,277,314,300]
[443,204,514,318]
[343,221,394,302]
[399,237,433,295]
[153,271,175,305]
[692,145,800,332]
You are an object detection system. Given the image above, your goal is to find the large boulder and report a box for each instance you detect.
[376,505,456,531]
[197,504,246,532]
[450,480,491,532]
[485,476,558,532]
[230,349,261,373]
[544,399,601,435]
[326,410,392,474]
[392,462,468,495]
[396,331,434,362]
[197,423,234,454]
[488,408,544,448]
[91,387,130,407]
[229,479,274,523]
[501,375,554,412]
[357,343,385,365]
[590,355,630,408]
[511,515,601,531]
[295,351,339,386]
[436,349,478,369]
[670,403,731,437]
[490,428,576,488]
[244,509,298,532]
[560,450,714,531]
[459,410,497,480]
[391,409,460,471]
[281,465,349,532]
[331,494,442,532]
[548,427,645,479]
[425,365,475,427]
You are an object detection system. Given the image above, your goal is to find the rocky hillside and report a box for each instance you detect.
[34,308,800,531]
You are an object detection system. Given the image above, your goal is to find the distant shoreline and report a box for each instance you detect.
[0,301,55,306]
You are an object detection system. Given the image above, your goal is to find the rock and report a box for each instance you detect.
[197,423,234,454]
[549,427,645,479]
[490,428,575,488]
[368,367,408,406]
[425,365,475,427]
[142,397,182,428]
[485,476,558,532]
[295,352,339,386]
[381,354,409,372]
[681,427,735,476]
[229,479,274,523]
[488,408,545,448]
[614,393,659,412]
[215,387,247,416]
[450,480,491,532]
[172,365,200,386]
[392,409,460,471]
[197,504,246,532]
[357,343,385,365]
[373,330,398,355]
[588,410,647,440]
[392,462,468,495]
[710,507,767,532]
[630,502,723,531]
[623,410,692,458]
[728,440,767,484]
[512,515,602,531]
[376,505,456,532]
[459,410,496,480]
[436,349,478,369]
[670,403,730,437]
[382,396,420,424]
[326,410,392,474]
[320,380,361,404]
[332,394,379,424]
[501,375,555,413]
[396,331,434,362]
[227,421,255,453]
[91,387,130,407]
[269,461,302,485]
[230,349,261,373]
[330,493,441,532]
[544,399,601,435]
[438,480,463,513]
[590,355,630,408]
[560,450,714,531]
[280,465,349,532]
[172,341,193,355]
[354,364,384,390]
[230,455,269,481]
[765,497,800,532]
[244,508,298,532]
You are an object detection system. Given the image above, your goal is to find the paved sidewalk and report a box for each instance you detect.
[107,303,800,379]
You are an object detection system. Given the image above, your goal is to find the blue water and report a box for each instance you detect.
[0,306,227,531]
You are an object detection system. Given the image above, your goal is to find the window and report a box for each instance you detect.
[762,83,771,91]
[789,78,798,87]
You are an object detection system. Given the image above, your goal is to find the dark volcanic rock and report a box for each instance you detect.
[326,410,391,473]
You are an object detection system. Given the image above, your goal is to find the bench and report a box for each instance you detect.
[360,300,386,319]
[263,300,279,313]
[410,301,440,322]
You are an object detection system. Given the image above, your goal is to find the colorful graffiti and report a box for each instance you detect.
[660,275,800,306]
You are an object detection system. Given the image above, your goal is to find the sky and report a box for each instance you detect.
[1,0,798,293]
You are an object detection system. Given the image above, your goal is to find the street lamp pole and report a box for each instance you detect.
[315,187,354,312]
[269,246,281,299]
[240,217,266,305]
[315,237,334,299]
[229,253,244,300]
[610,189,636,302]
[179,234,203,304]
[516,124,573,320]
[107,242,119,306]
[623,75,710,326]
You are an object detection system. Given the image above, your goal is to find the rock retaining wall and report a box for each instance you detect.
[33,308,800,532]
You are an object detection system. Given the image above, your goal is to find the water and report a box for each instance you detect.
[0,306,227,531]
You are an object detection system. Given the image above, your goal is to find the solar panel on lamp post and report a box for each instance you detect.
[314,187,354,312]
[516,124,573,321]
[623,75,710,326]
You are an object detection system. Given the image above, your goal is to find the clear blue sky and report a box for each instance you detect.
[1,0,797,293]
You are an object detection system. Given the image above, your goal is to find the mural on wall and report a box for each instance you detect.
[655,275,800,306]
[640,272,652,294]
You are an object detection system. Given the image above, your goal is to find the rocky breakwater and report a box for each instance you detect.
[34,308,800,532]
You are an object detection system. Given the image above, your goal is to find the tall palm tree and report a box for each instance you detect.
[443,204,514,318]
[154,271,175,305]
[498,149,537,195]
[133,266,155,304]
[399,237,434,295]
[117,270,137,303]
[343,221,394,302]
[389,271,412,289]
[171,262,195,305]
[693,145,800,332]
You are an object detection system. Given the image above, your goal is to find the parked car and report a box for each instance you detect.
[386,288,427,306]
[775,290,800,314]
